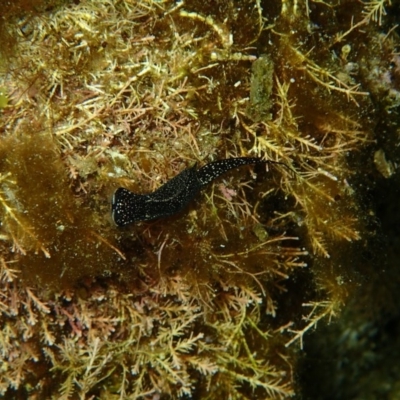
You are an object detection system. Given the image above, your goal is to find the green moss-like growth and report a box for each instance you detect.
[0,133,123,286]
[0,87,8,109]
[247,54,274,122]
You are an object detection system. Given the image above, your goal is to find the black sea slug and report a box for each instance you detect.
[112,157,279,226]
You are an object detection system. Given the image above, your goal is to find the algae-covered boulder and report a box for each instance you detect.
[0,0,397,398]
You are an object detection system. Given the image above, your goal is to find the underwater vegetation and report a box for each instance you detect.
[0,0,398,398]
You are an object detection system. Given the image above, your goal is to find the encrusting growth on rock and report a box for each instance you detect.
[0,0,396,398]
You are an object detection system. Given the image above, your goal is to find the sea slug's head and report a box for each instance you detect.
[111,188,146,227]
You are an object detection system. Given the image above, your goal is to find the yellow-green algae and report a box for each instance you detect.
[0,87,8,109]
[0,0,397,398]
